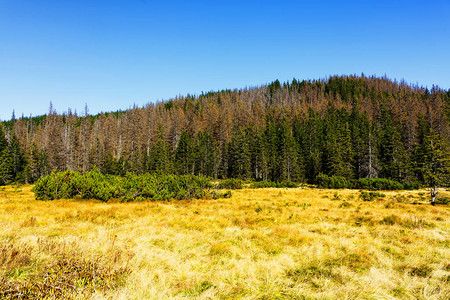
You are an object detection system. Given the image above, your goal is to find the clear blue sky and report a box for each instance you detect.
[1,0,449,120]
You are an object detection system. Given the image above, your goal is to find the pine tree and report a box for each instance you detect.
[415,127,450,204]
[226,126,251,179]
[8,134,26,182]
[377,105,411,182]
[0,133,26,184]
[150,125,173,174]
[252,129,269,181]
[263,117,281,181]
[0,124,7,153]
[175,130,194,175]
[292,116,307,181]
[0,153,13,185]
[101,152,120,175]
[193,131,215,177]
[279,121,298,181]
[351,109,378,178]
[27,142,48,182]
[322,106,353,178]
[301,109,322,183]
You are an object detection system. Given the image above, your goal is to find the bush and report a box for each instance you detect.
[32,170,218,202]
[216,178,243,189]
[315,174,350,189]
[435,196,450,205]
[211,190,232,199]
[355,178,404,190]
[32,169,80,200]
[403,182,420,190]
[315,174,419,190]
[359,191,386,201]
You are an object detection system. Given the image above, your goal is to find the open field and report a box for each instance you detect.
[0,185,449,299]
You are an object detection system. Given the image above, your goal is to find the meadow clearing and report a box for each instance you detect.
[0,185,449,299]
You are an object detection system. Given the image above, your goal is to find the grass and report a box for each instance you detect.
[0,185,449,299]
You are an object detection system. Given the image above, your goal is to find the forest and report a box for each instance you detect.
[0,75,449,188]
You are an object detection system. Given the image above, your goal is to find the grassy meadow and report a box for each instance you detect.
[0,185,449,299]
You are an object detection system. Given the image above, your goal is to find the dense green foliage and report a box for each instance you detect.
[359,191,386,201]
[3,75,450,194]
[316,174,419,190]
[215,178,244,189]
[0,127,26,185]
[32,169,216,202]
[316,174,351,189]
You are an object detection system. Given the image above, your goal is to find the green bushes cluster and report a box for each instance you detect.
[32,169,223,202]
[249,180,297,189]
[359,191,386,201]
[316,174,419,190]
[355,178,418,190]
[215,178,244,189]
[120,172,212,202]
[32,169,121,201]
[316,174,350,189]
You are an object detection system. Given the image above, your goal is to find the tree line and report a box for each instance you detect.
[1,75,449,189]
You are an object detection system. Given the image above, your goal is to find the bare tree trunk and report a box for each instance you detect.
[430,186,437,205]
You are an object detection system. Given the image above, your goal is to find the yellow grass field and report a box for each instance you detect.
[1,185,449,299]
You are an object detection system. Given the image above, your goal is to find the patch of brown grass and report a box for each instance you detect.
[0,237,130,299]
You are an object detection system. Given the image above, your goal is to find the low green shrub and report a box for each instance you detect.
[32,169,218,202]
[435,196,449,205]
[216,178,243,189]
[359,191,386,201]
[315,174,419,190]
[356,178,405,190]
[316,174,350,189]
[211,190,232,199]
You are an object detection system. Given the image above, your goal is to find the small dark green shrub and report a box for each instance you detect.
[403,182,420,190]
[315,174,419,190]
[435,197,449,205]
[211,190,232,199]
[315,174,350,189]
[409,265,433,277]
[359,191,386,201]
[339,201,352,208]
[355,178,405,190]
[332,192,341,200]
[216,178,243,189]
[380,214,402,225]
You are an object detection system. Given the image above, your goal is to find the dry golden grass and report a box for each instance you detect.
[0,185,449,299]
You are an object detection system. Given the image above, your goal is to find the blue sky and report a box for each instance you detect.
[1,0,449,119]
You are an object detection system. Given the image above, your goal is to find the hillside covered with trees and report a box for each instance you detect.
[1,75,449,187]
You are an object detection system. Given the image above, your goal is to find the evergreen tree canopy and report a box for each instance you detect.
[1,75,449,190]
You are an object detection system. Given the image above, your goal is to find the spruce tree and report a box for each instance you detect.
[175,130,194,175]
[226,126,251,179]
[193,131,215,177]
[415,127,450,204]
[279,121,298,181]
[27,143,48,182]
[249,128,269,181]
[0,124,7,153]
[263,117,281,181]
[0,133,26,184]
[150,125,173,174]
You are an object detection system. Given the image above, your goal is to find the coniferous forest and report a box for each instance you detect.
[1,75,449,188]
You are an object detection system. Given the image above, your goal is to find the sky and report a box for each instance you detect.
[0,0,449,120]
